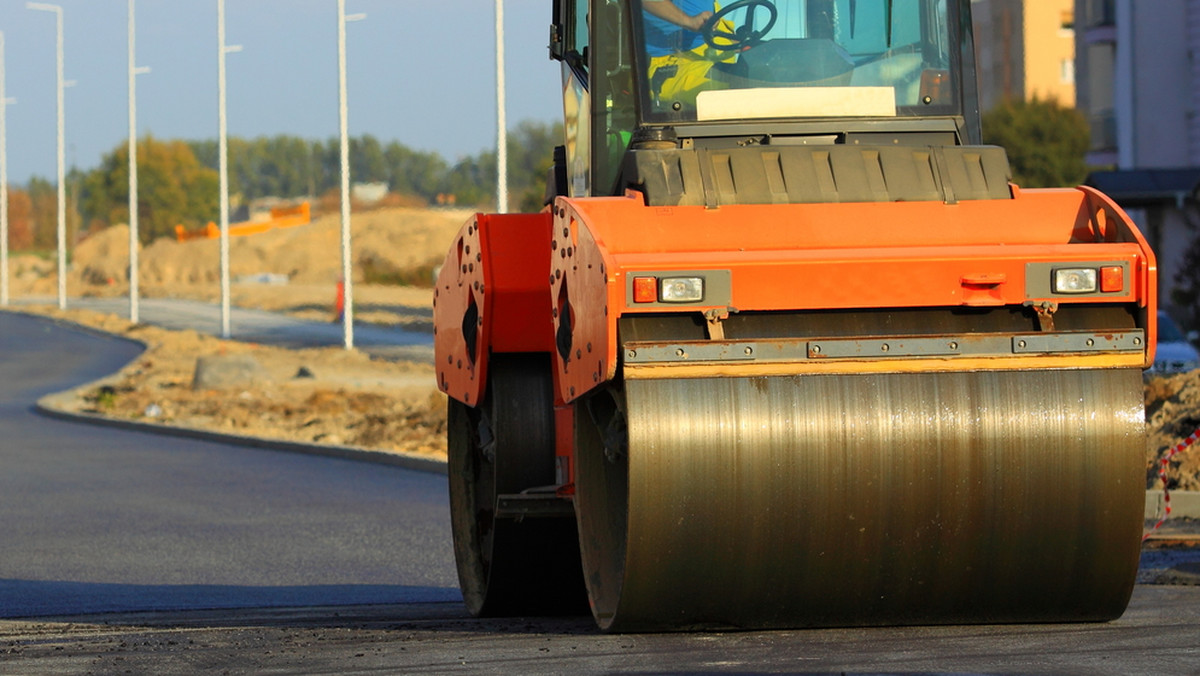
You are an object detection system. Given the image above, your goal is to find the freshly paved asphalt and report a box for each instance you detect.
[0,311,458,618]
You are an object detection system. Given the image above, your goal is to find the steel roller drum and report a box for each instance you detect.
[575,368,1146,632]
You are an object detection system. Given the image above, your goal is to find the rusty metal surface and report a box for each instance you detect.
[621,330,1146,364]
[575,368,1146,632]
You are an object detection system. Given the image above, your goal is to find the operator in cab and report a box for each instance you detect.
[641,1,732,108]
[639,1,955,121]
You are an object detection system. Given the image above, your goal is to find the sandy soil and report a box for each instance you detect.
[8,204,1200,488]
[1146,373,1200,490]
[8,205,468,460]
[17,304,448,458]
[19,205,469,331]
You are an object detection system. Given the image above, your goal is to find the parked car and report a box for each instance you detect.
[1149,311,1200,375]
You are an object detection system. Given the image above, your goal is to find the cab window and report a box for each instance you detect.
[633,0,957,123]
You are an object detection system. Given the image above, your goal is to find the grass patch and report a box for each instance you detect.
[360,258,439,288]
[91,385,117,410]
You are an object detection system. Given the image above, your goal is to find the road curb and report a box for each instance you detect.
[1146,488,1200,521]
[35,388,447,476]
[14,307,448,477]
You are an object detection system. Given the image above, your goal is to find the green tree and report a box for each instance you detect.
[83,136,220,243]
[350,135,388,185]
[506,120,562,211]
[6,187,34,250]
[314,138,342,196]
[443,153,494,207]
[240,136,320,201]
[383,141,447,200]
[80,123,562,232]
[436,120,562,209]
[981,97,1090,189]
[26,177,58,249]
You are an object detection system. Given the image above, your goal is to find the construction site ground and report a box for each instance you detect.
[7,204,1200,494]
[6,206,461,461]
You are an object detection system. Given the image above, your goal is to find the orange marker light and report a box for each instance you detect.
[633,276,657,303]
[1100,266,1124,293]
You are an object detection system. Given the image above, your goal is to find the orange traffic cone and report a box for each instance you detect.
[333,279,345,323]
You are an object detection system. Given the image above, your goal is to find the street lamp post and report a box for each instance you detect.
[496,0,508,214]
[0,31,12,307]
[27,2,67,310]
[217,0,242,339]
[338,0,365,350]
[128,0,150,324]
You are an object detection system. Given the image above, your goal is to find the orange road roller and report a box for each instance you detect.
[434,0,1157,631]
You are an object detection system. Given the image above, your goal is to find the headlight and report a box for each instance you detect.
[1053,268,1097,294]
[659,277,704,303]
[627,270,729,306]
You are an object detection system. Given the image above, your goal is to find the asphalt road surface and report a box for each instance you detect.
[18,296,434,362]
[0,311,458,618]
[7,310,1200,674]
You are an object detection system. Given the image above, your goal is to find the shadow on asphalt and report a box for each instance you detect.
[8,593,601,636]
[0,579,462,621]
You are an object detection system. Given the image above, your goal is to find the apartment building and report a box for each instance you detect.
[1075,0,1200,314]
[1076,0,1197,167]
[971,0,1077,111]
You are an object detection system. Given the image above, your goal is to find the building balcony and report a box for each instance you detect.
[1090,109,1118,153]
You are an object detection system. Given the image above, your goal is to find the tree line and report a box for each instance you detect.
[6,99,1093,251]
[6,119,562,248]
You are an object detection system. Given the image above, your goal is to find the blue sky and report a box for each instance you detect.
[0,0,563,184]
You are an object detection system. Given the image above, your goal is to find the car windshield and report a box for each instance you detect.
[633,0,957,123]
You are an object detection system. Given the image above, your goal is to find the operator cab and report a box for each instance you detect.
[639,0,958,123]
[551,0,985,201]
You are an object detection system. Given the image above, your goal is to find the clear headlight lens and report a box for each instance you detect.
[1053,268,1097,294]
[660,277,704,303]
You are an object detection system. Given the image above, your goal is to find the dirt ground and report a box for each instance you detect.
[8,204,1200,486]
[1146,373,1200,490]
[8,205,467,460]
[16,304,449,459]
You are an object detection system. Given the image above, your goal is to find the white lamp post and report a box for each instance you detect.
[217,0,242,339]
[27,2,67,310]
[338,0,365,350]
[0,31,12,307]
[128,0,150,324]
[496,0,508,214]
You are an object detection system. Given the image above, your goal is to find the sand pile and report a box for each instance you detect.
[73,224,134,286]
[8,206,471,298]
[126,207,472,288]
[9,254,56,295]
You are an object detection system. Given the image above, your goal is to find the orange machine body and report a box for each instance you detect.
[434,212,556,407]
[435,183,1157,464]
[543,185,1155,403]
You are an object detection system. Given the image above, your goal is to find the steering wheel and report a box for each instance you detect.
[701,0,778,52]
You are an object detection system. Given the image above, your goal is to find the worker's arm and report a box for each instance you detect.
[644,1,713,32]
